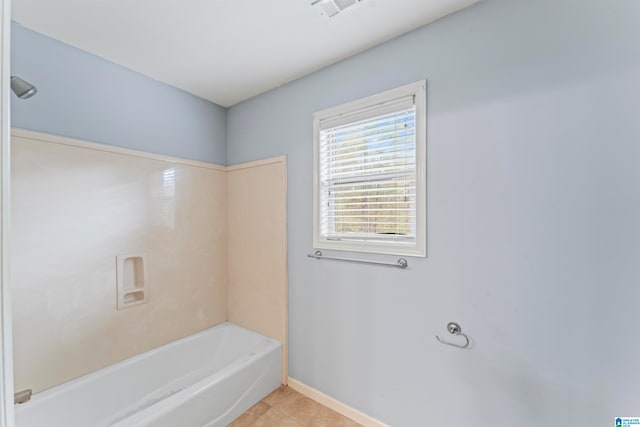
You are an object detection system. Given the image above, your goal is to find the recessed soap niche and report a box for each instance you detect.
[116,253,149,309]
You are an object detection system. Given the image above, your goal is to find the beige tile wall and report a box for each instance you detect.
[11,132,228,393]
[227,158,288,383]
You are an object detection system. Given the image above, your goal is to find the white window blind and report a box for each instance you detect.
[318,95,417,246]
[314,81,426,257]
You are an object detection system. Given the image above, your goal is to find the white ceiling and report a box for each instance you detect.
[12,0,476,107]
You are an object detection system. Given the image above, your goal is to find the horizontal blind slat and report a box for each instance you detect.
[325,234,416,241]
[334,195,418,204]
[325,202,413,209]
[325,173,414,186]
[329,165,415,179]
[326,187,416,196]
[323,145,415,164]
[322,131,415,152]
[325,147,415,165]
[327,161,415,175]
[323,222,414,226]
[321,122,416,148]
[325,208,414,212]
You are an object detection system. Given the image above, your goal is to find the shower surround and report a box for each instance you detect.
[10,129,287,395]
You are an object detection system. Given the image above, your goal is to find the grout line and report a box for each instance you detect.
[250,400,304,427]
[269,406,304,426]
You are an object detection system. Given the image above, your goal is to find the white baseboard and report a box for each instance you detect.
[287,377,390,427]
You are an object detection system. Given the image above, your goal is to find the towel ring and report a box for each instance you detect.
[435,322,470,349]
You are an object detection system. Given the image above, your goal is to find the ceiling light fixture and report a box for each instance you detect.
[311,0,362,18]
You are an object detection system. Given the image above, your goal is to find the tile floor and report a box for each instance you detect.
[228,385,363,427]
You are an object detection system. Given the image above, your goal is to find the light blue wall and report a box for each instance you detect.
[11,22,226,164]
[227,0,640,425]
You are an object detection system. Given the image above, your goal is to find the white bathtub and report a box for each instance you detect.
[15,322,282,427]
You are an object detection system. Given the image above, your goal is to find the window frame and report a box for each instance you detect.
[313,80,427,257]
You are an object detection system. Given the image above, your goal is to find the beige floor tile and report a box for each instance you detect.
[262,385,295,406]
[235,386,364,427]
[228,401,270,427]
[271,389,323,424]
[253,408,302,427]
[308,406,363,427]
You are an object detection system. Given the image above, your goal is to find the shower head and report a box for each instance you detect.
[10,76,37,99]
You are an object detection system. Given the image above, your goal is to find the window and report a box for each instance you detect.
[313,81,426,257]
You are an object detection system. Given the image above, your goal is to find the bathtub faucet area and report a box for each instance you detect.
[14,389,32,404]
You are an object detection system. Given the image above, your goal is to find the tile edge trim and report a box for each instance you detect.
[226,155,286,172]
[11,128,227,171]
[12,129,288,175]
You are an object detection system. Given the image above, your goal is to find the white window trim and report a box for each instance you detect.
[313,80,427,258]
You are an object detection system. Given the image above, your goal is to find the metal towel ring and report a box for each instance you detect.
[435,322,470,349]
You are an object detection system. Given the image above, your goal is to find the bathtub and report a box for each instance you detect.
[15,322,282,427]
